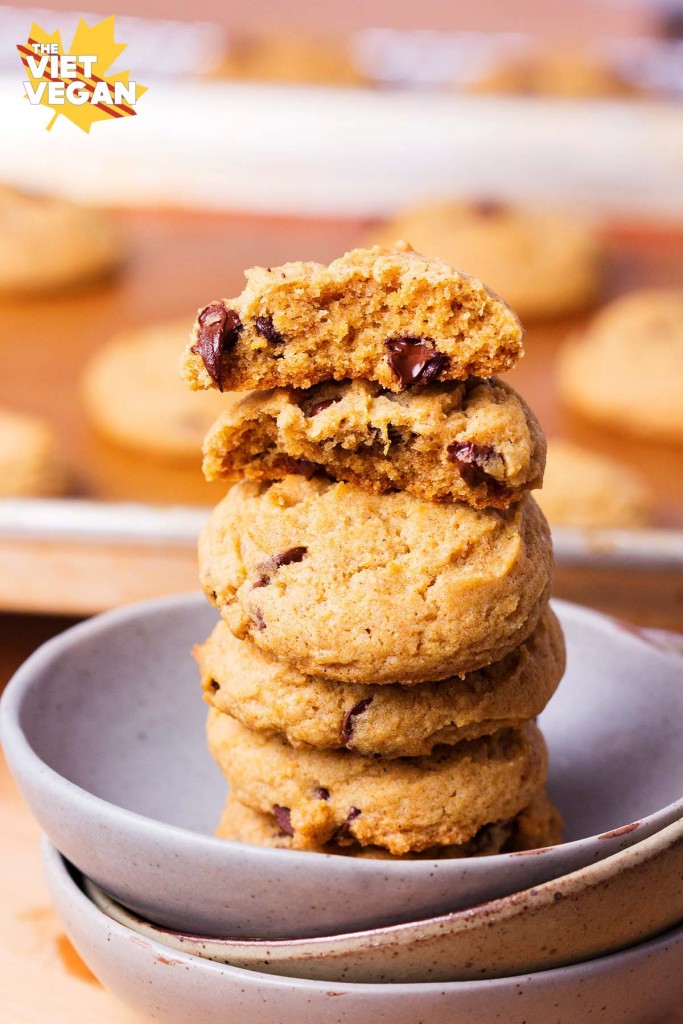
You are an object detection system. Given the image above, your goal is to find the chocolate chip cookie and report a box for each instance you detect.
[199,475,552,684]
[559,290,683,443]
[537,440,651,528]
[181,243,524,394]
[207,711,548,854]
[201,376,545,509]
[83,320,241,460]
[217,789,564,858]
[197,607,564,758]
[0,407,67,497]
[209,30,365,87]
[0,185,124,294]
[370,201,601,319]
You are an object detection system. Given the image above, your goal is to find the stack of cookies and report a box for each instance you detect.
[182,243,565,859]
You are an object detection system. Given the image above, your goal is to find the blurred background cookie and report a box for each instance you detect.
[369,201,601,320]
[82,321,240,461]
[0,185,125,295]
[0,407,67,497]
[470,47,637,98]
[559,290,683,444]
[537,440,652,528]
[209,30,365,86]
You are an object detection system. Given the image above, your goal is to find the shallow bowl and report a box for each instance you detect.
[44,840,683,1024]
[2,594,682,938]
[87,815,683,983]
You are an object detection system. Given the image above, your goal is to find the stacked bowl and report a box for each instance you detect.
[2,592,683,1024]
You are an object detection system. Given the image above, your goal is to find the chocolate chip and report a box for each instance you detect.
[385,337,449,388]
[253,608,266,630]
[209,679,220,692]
[258,546,306,576]
[446,440,502,490]
[254,546,308,588]
[272,805,294,837]
[192,304,242,391]
[341,697,374,747]
[306,397,341,418]
[275,456,319,479]
[471,199,507,218]
[314,787,330,801]
[335,807,361,841]
[255,315,284,345]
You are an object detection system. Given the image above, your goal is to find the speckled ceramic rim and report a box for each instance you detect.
[44,837,683,992]
[85,813,683,954]
[2,592,682,879]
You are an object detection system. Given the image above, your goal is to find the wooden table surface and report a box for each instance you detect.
[1,209,682,1020]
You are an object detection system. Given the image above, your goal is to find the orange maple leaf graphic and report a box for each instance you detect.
[17,15,147,133]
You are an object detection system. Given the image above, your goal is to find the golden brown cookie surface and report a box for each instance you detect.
[559,290,683,443]
[207,711,548,855]
[201,376,546,509]
[181,244,524,394]
[199,476,553,684]
[371,202,600,319]
[197,607,565,758]
[217,789,563,858]
[83,321,240,460]
[537,440,651,528]
[209,31,364,87]
[0,407,67,497]
[0,185,124,294]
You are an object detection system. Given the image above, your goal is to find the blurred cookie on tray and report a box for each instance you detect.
[82,321,242,460]
[537,440,652,528]
[209,30,365,86]
[0,407,68,497]
[0,185,125,295]
[559,290,683,444]
[469,47,638,98]
[369,201,601,319]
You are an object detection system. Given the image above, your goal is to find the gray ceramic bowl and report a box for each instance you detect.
[2,595,682,939]
[43,840,683,1024]
[86,814,683,983]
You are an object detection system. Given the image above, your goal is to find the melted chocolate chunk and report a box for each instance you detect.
[275,456,320,479]
[209,679,220,693]
[272,804,294,837]
[385,337,449,388]
[314,787,330,801]
[192,304,242,391]
[253,608,266,631]
[306,396,341,418]
[255,315,285,345]
[446,440,502,490]
[255,546,308,588]
[341,697,374,747]
[335,807,361,841]
[257,546,307,576]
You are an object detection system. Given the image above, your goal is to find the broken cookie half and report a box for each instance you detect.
[201,377,545,510]
[181,242,524,394]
